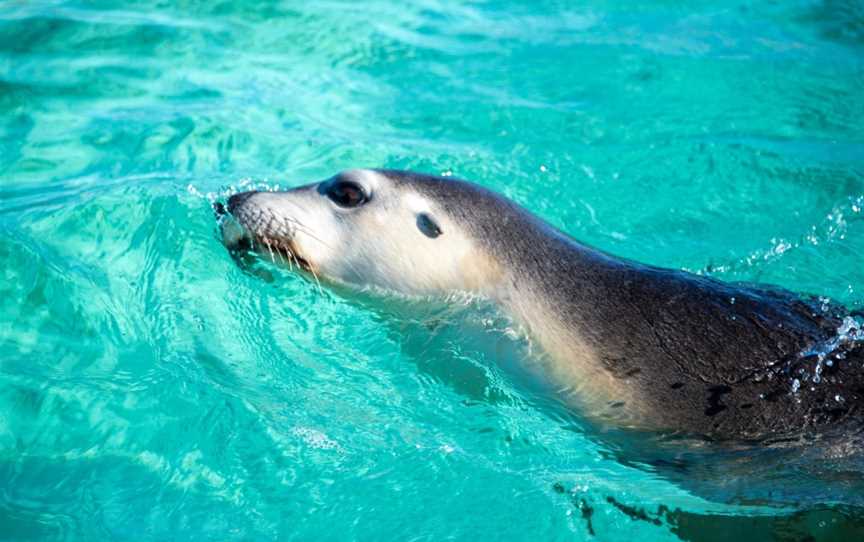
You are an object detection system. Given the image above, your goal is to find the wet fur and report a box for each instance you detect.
[226,169,864,441]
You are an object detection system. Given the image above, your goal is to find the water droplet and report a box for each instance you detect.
[791,379,800,393]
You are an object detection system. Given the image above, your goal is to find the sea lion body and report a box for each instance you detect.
[221,169,864,441]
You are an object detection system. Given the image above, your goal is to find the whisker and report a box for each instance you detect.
[284,243,295,271]
[264,237,275,264]
[307,264,324,295]
[246,216,345,298]
[279,215,365,280]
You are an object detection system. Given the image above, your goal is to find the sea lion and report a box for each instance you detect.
[218,169,864,441]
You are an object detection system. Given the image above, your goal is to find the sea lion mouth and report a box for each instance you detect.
[214,200,313,273]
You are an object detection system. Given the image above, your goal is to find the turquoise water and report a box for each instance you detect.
[2,0,864,539]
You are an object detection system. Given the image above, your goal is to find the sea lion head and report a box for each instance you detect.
[221,169,506,296]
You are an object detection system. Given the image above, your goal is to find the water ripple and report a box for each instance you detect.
[2,0,864,539]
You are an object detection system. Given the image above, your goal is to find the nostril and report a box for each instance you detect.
[227,191,259,213]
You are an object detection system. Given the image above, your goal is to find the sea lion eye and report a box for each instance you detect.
[416,213,442,238]
[325,180,368,208]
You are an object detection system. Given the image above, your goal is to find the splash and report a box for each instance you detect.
[793,315,864,392]
[187,177,287,204]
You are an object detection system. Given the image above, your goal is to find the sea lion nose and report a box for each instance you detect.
[227,190,259,213]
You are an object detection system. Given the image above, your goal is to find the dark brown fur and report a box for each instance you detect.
[378,170,864,441]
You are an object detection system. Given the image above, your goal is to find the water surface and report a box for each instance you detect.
[2,1,864,540]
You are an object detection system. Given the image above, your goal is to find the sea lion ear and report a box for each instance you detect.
[416,213,443,238]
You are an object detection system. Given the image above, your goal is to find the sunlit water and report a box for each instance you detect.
[2,1,864,540]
